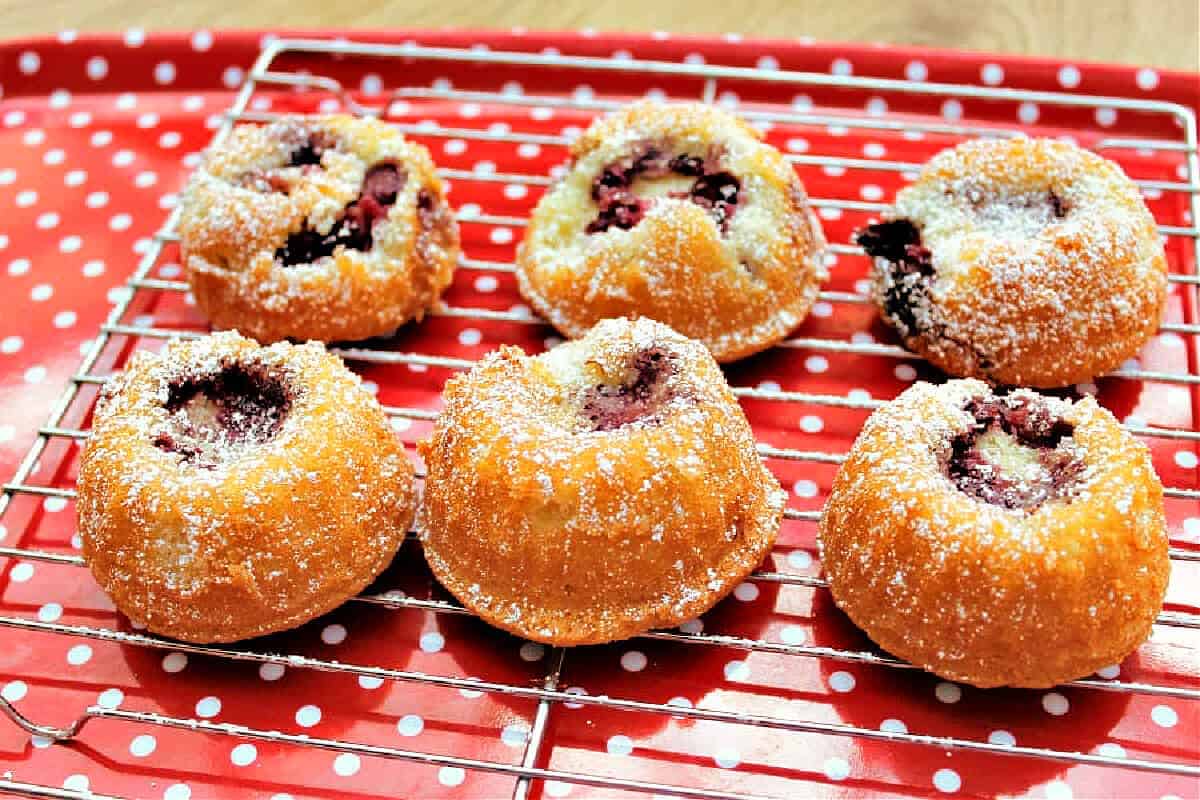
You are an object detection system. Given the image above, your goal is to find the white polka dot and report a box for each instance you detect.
[84,56,109,81]
[53,310,77,329]
[66,644,92,665]
[723,659,750,682]
[112,150,135,168]
[490,227,514,245]
[60,233,84,253]
[799,415,827,436]
[154,62,176,85]
[805,355,828,373]
[895,364,918,381]
[191,30,214,51]
[0,336,21,354]
[44,148,66,166]
[130,734,157,757]
[18,51,41,75]
[1136,68,1160,91]
[438,766,466,786]
[358,675,384,690]
[934,768,962,793]
[517,142,541,159]
[134,171,158,189]
[1044,780,1073,800]
[23,365,45,385]
[823,756,850,781]
[8,258,30,277]
[36,212,59,231]
[3,110,26,127]
[109,213,133,231]
[397,714,424,736]
[988,729,1016,746]
[43,496,67,512]
[389,417,412,433]
[1042,692,1070,715]
[331,752,360,777]
[606,734,634,756]
[935,682,962,704]
[1016,102,1041,125]
[162,652,188,673]
[830,58,853,76]
[230,743,257,766]
[905,61,928,81]
[474,275,498,293]
[0,169,13,186]
[620,650,647,672]
[22,129,46,147]
[779,625,806,645]
[981,63,1005,85]
[864,96,888,116]
[419,631,445,653]
[97,688,124,709]
[2,681,27,702]
[501,722,529,747]
[16,190,37,207]
[456,328,483,347]
[295,704,322,727]
[86,191,109,208]
[459,102,482,118]
[158,131,182,150]
[1058,65,1081,88]
[1095,664,1120,679]
[37,602,63,622]
[321,624,348,645]
[1151,704,1178,728]
[1095,107,1118,127]
[164,783,192,800]
[733,582,759,602]
[68,111,92,128]
[223,67,245,89]
[545,781,572,797]
[91,130,113,148]
[519,642,545,661]
[941,99,963,120]
[713,746,740,769]
[502,183,529,200]
[1096,742,1126,758]
[124,28,145,47]
[793,479,818,498]
[136,113,159,130]
[1174,450,1197,468]
[787,549,813,569]
[828,671,856,692]
[880,718,907,733]
[83,260,106,277]
[195,696,221,718]
[63,775,89,792]
[115,93,137,111]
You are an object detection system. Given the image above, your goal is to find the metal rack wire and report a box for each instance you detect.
[1,36,1198,799]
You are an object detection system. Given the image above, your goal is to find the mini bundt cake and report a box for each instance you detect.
[418,317,786,644]
[516,102,827,362]
[181,114,460,343]
[819,379,1169,688]
[856,136,1167,388]
[77,331,415,643]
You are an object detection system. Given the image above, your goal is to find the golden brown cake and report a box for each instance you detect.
[856,136,1167,388]
[516,102,827,363]
[77,331,415,643]
[180,114,459,343]
[819,379,1169,688]
[418,317,786,645]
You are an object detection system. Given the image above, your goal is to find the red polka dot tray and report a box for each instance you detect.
[0,29,1198,800]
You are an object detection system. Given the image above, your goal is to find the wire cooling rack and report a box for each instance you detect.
[0,35,1198,800]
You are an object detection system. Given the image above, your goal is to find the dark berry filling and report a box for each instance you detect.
[947,395,1082,510]
[582,347,677,431]
[154,362,292,468]
[288,130,338,167]
[587,146,741,235]
[856,219,934,338]
[275,162,407,266]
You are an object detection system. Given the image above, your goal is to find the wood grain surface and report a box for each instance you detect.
[1,0,1197,71]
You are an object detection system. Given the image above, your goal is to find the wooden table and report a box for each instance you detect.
[1,0,1197,71]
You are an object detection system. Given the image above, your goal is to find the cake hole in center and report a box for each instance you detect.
[581,347,677,431]
[962,187,1070,238]
[947,395,1082,510]
[587,148,741,235]
[154,363,292,467]
[275,162,407,266]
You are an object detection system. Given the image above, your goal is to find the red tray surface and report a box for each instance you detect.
[0,28,1198,800]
